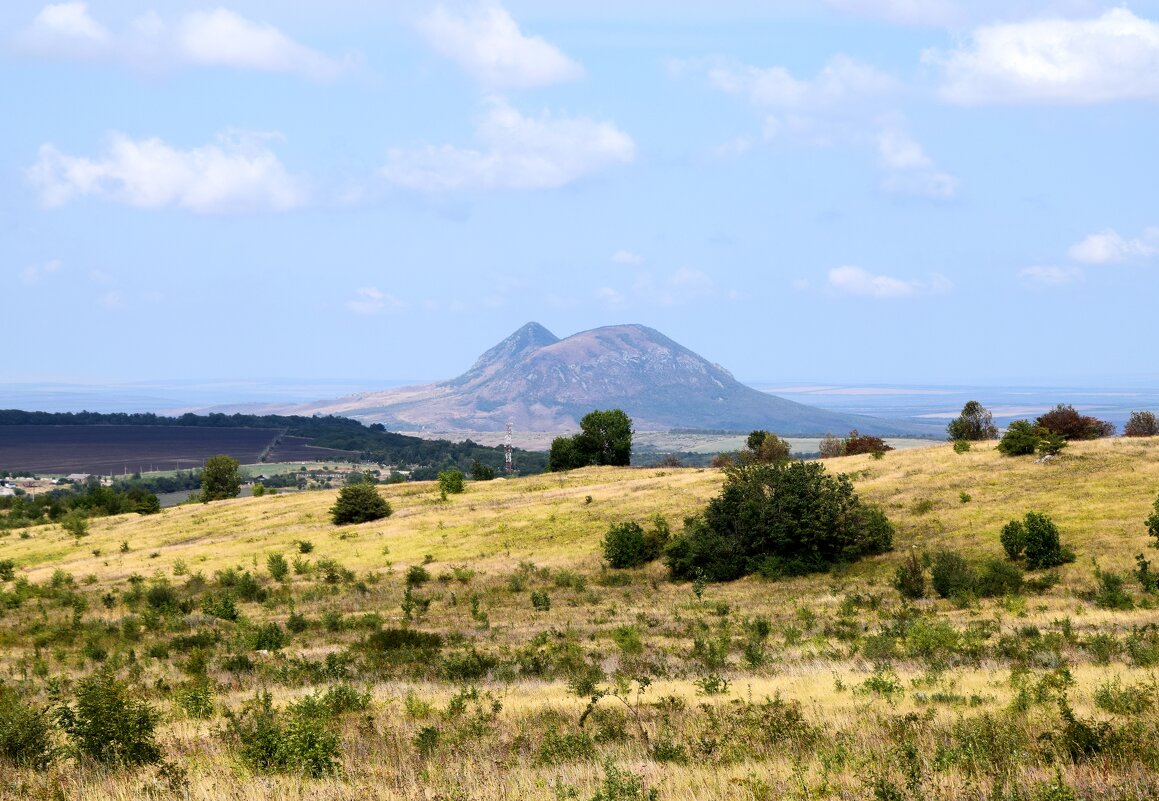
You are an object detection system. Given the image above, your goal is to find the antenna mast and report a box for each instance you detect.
[504,420,514,474]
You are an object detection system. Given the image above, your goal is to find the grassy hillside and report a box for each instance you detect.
[1,438,1158,800]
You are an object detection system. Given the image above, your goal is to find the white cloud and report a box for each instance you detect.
[347,287,403,315]
[1068,227,1159,263]
[707,54,896,115]
[418,3,583,89]
[828,265,951,298]
[97,289,124,308]
[926,8,1159,105]
[27,131,307,214]
[611,250,644,265]
[380,97,634,191]
[174,9,352,80]
[16,4,351,79]
[1019,266,1084,286]
[20,2,109,55]
[21,259,63,285]
[876,124,958,198]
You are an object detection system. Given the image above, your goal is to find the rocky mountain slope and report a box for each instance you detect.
[273,322,932,435]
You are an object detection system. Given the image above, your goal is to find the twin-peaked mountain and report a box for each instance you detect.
[278,322,927,435]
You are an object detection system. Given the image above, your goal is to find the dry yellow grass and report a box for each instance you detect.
[2,437,1159,801]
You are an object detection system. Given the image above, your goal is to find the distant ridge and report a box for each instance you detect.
[245,322,934,436]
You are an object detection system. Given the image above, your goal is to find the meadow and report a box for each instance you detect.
[1,438,1158,800]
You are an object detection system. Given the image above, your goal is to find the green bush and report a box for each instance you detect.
[329,483,392,525]
[266,553,289,582]
[947,401,999,441]
[997,420,1042,456]
[55,669,162,766]
[602,517,670,569]
[665,461,893,582]
[0,684,54,768]
[249,622,286,651]
[1124,411,1158,437]
[930,551,976,599]
[892,551,925,599]
[437,469,465,495]
[1001,512,1073,569]
[1147,494,1159,548]
[222,691,340,777]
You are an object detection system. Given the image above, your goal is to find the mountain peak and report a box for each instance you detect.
[447,322,559,388]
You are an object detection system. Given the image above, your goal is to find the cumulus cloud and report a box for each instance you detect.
[694,54,959,200]
[16,4,352,79]
[347,287,403,315]
[418,3,583,89]
[596,287,626,308]
[706,54,896,116]
[611,250,644,265]
[1019,266,1084,286]
[1068,227,1159,263]
[828,265,951,298]
[21,259,63,285]
[926,8,1159,105]
[876,124,957,198]
[380,97,634,191]
[27,131,307,214]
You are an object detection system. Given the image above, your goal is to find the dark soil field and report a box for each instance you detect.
[0,425,283,474]
[266,435,361,463]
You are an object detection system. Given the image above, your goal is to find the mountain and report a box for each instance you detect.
[268,322,933,436]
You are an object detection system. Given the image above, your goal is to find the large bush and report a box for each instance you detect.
[602,516,670,569]
[330,482,392,525]
[548,409,633,471]
[221,691,340,777]
[54,669,162,766]
[1000,512,1075,570]
[997,420,1042,456]
[1035,404,1115,440]
[947,400,999,441]
[665,462,893,582]
[0,684,54,768]
[1146,494,1159,548]
[1125,411,1159,437]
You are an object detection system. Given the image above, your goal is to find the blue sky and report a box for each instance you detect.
[4,0,1159,390]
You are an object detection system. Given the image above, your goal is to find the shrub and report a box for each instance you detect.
[249,622,286,651]
[221,691,340,777]
[1124,410,1158,437]
[998,420,1042,456]
[173,679,215,720]
[1002,512,1074,570]
[843,430,893,456]
[405,565,431,587]
[266,553,289,582]
[952,440,971,454]
[893,551,926,599]
[0,684,54,768]
[437,469,464,495]
[1037,433,1068,457]
[602,517,669,569]
[1147,495,1159,548]
[1036,404,1115,440]
[818,434,844,458]
[1091,568,1134,610]
[947,401,999,441]
[665,461,893,582]
[470,460,496,481]
[974,559,1024,597]
[330,483,391,525]
[55,669,162,766]
[930,551,976,599]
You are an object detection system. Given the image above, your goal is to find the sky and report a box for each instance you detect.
[4,0,1159,392]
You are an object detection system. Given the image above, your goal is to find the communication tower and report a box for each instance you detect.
[504,420,514,474]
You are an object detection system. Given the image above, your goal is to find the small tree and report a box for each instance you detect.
[437,469,465,495]
[548,409,634,471]
[330,483,392,525]
[893,551,926,600]
[602,515,670,569]
[1001,512,1074,569]
[744,431,793,465]
[818,434,844,458]
[55,669,162,766]
[843,430,893,456]
[947,401,998,441]
[997,420,1042,456]
[471,460,496,481]
[201,454,242,502]
[1125,411,1158,437]
[1035,404,1115,440]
